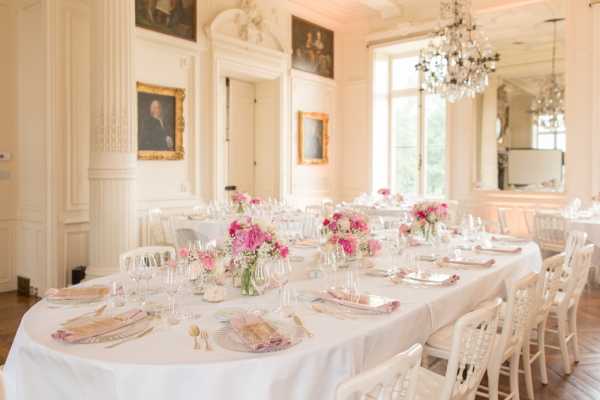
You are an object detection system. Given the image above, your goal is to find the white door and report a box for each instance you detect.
[254,79,279,199]
[227,79,255,195]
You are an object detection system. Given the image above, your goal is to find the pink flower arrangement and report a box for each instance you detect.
[226,217,289,295]
[226,217,289,260]
[410,201,448,240]
[231,191,251,213]
[377,188,391,197]
[322,210,375,257]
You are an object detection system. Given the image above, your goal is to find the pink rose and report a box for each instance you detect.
[323,218,330,226]
[250,197,262,205]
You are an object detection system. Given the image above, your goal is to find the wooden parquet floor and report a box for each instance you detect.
[0,289,599,398]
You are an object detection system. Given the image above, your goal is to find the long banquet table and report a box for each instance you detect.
[5,242,542,400]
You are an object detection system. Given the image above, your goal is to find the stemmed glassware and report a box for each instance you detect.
[269,258,292,314]
[252,260,270,295]
[163,263,184,325]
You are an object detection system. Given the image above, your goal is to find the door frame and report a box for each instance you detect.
[207,9,291,201]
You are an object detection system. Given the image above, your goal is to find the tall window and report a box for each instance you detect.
[534,115,566,152]
[389,53,447,197]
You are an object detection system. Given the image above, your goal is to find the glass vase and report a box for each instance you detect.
[240,258,259,296]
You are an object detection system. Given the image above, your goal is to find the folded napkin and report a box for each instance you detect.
[491,236,530,244]
[322,289,400,313]
[395,269,460,286]
[52,309,147,344]
[438,256,496,268]
[475,245,522,254]
[229,314,291,352]
[46,285,110,301]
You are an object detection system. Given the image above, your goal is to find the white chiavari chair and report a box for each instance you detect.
[423,274,538,400]
[119,246,176,271]
[522,209,536,239]
[336,344,422,400]
[174,228,203,249]
[563,231,588,273]
[519,253,565,400]
[533,211,566,255]
[416,298,502,400]
[0,366,5,400]
[496,207,511,235]
[546,244,594,374]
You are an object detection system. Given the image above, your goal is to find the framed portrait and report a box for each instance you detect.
[135,0,197,42]
[292,16,334,79]
[298,112,329,165]
[137,82,185,161]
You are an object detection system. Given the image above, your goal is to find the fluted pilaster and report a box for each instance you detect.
[88,0,137,277]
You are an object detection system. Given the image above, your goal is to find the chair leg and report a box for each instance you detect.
[487,364,500,400]
[510,351,521,400]
[522,340,535,399]
[557,314,572,374]
[537,321,549,385]
[568,305,580,363]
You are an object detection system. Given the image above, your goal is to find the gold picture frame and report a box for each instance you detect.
[137,82,185,161]
[298,111,329,165]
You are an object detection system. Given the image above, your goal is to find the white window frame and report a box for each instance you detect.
[388,51,448,198]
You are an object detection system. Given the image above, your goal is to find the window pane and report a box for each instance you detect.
[391,96,418,194]
[537,134,555,150]
[556,133,566,152]
[391,56,419,91]
[425,95,446,197]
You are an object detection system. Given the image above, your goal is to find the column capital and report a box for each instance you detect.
[592,0,600,7]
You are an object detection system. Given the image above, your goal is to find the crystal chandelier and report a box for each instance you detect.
[416,0,500,103]
[530,19,564,131]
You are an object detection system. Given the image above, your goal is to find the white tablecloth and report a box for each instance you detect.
[567,217,600,265]
[172,217,231,244]
[5,243,542,400]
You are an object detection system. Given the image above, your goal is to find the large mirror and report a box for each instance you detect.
[474,1,566,192]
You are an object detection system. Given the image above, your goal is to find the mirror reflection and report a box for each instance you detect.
[474,2,566,192]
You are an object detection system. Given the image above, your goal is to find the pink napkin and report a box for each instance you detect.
[475,245,522,254]
[46,285,109,301]
[323,289,400,313]
[439,257,495,268]
[52,309,147,344]
[230,314,291,352]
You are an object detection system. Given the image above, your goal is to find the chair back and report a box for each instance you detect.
[335,344,422,400]
[495,274,539,360]
[562,244,594,308]
[119,246,176,272]
[538,253,566,319]
[522,209,535,239]
[564,230,588,270]
[533,212,566,251]
[497,207,511,235]
[440,298,502,400]
[175,228,205,249]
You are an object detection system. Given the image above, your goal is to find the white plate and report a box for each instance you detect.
[214,320,304,353]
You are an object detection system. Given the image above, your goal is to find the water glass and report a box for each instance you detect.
[252,260,270,295]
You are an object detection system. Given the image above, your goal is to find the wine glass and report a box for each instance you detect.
[163,265,184,325]
[252,260,270,295]
[334,244,347,270]
[342,269,360,303]
[270,258,291,313]
[320,248,337,288]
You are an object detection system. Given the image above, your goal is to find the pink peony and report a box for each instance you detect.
[323,218,331,226]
